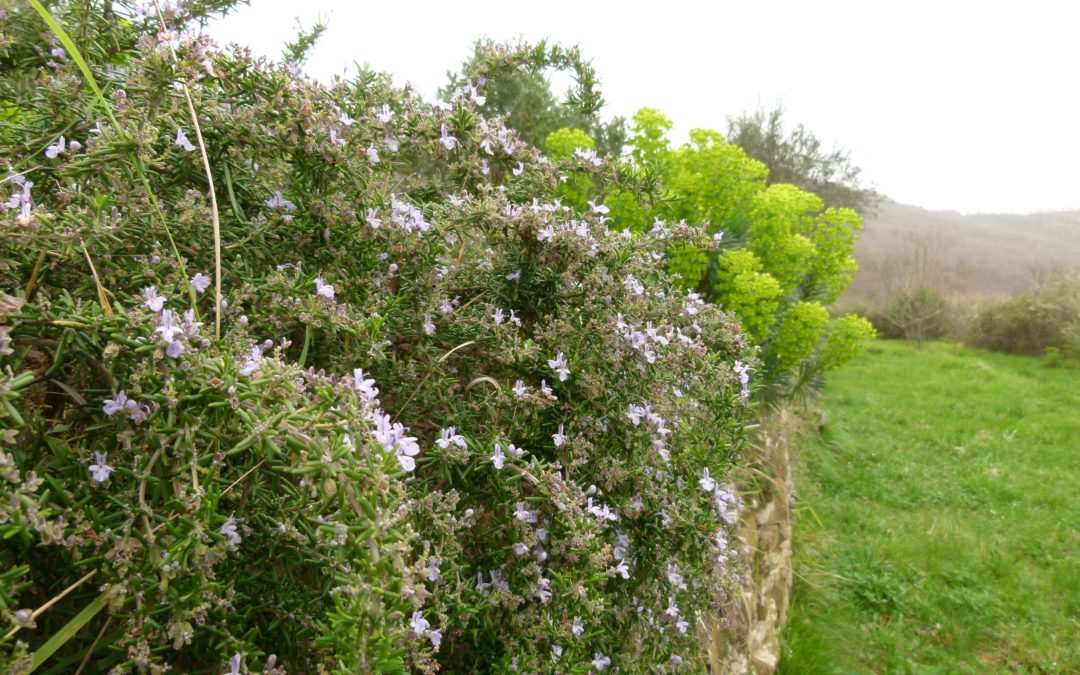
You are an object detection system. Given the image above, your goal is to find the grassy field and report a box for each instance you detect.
[780,340,1080,674]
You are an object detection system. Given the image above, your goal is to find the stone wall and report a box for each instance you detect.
[707,410,797,674]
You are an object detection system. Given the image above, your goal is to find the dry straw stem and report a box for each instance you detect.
[152,0,223,339]
[73,617,112,675]
[80,239,114,317]
[1,569,97,641]
[24,248,47,299]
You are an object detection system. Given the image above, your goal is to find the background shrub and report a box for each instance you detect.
[1,3,753,672]
[967,274,1080,356]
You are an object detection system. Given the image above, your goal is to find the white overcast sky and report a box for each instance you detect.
[209,0,1080,214]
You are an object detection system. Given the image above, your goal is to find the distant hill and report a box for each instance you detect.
[844,198,1080,303]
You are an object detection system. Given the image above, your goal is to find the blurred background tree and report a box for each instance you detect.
[726,102,878,213]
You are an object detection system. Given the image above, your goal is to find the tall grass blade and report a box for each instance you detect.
[153,0,222,338]
[28,0,197,312]
[29,591,109,672]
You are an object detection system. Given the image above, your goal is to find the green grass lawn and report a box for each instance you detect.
[780,340,1080,674]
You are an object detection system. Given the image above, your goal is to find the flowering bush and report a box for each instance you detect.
[0,2,753,672]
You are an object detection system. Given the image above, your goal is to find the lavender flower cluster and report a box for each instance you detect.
[0,4,755,672]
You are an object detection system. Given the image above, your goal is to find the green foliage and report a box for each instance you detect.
[543,126,594,158]
[628,107,673,166]
[711,250,783,343]
[666,241,709,290]
[282,18,327,66]
[0,5,753,672]
[783,341,1080,673]
[543,127,595,211]
[770,301,831,372]
[818,314,877,372]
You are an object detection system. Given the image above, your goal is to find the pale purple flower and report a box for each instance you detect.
[339,110,355,126]
[513,501,537,523]
[448,193,466,207]
[592,653,611,671]
[429,629,442,649]
[574,147,602,167]
[512,162,524,176]
[410,611,429,635]
[676,616,689,633]
[713,231,725,243]
[371,413,421,472]
[422,313,435,336]
[366,146,380,163]
[467,82,486,106]
[384,134,399,152]
[221,515,241,545]
[165,339,185,359]
[625,404,645,426]
[700,467,716,492]
[667,563,686,589]
[89,452,114,484]
[265,192,296,211]
[436,427,466,449]
[548,352,570,382]
[50,46,66,58]
[376,104,393,125]
[174,128,196,152]
[571,616,584,638]
[614,531,629,560]
[613,559,630,579]
[734,360,751,400]
[480,159,490,175]
[440,123,457,151]
[239,345,263,377]
[586,497,618,522]
[314,277,335,301]
[229,653,241,675]
[102,391,130,416]
[329,128,346,147]
[491,443,506,470]
[512,380,527,397]
[552,424,567,447]
[45,136,66,158]
[363,207,382,230]
[352,368,379,404]
[665,596,680,619]
[155,309,184,343]
[507,444,524,459]
[540,380,554,398]
[535,576,552,604]
[623,275,645,296]
[505,269,521,281]
[143,286,165,312]
[587,199,610,215]
[475,571,491,593]
[190,272,211,294]
[492,308,505,325]
[426,556,441,582]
